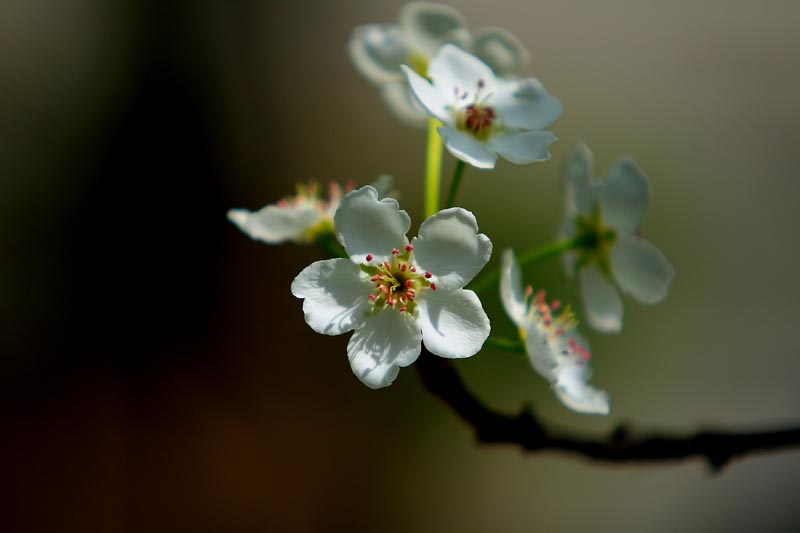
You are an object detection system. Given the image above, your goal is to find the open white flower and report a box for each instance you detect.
[228,176,393,245]
[291,185,492,389]
[500,249,609,415]
[349,2,530,127]
[402,45,561,169]
[561,144,674,333]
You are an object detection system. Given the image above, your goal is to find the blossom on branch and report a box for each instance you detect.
[349,2,530,127]
[403,45,561,169]
[228,176,393,245]
[500,249,609,415]
[561,144,674,333]
[291,186,492,388]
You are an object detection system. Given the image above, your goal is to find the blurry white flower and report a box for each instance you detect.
[402,45,561,169]
[291,185,492,388]
[500,249,609,415]
[349,2,530,127]
[561,144,674,333]
[228,176,394,245]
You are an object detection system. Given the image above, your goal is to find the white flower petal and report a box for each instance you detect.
[553,362,610,415]
[611,236,674,305]
[334,186,411,264]
[599,157,650,235]
[380,80,429,127]
[562,143,596,215]
[523,322,559,381]
[472,27,529,75]
[579,265,623,333]
[488,130,556,165]
[401,66,451,123]
[429,44,497,97]
[227,205,319,244]
[348,24,408,85]
[347,309,422,389]
[499,249,527,328]
[417,289,489,359]
[399,2,469,58]
[411,207,492,290]
[438,126,497,169]
[291,258,371,335]
[493,78,562,131]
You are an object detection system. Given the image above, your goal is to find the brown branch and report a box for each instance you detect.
[415,349,800,472]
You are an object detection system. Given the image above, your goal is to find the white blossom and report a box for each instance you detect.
[349,2,530,127]
[561,144,674,333]
[291,186,492,388]
[402,45,561,169]
[227,176,393,245]
[500,249,609,415]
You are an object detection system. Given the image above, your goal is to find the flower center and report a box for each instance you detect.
[453,79,496,140]
[575,212,616,272]
[521,287,591,362]
[360,245,435,316]
[464,104,496,136]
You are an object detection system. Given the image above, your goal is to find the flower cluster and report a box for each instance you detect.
[228,2,675,417]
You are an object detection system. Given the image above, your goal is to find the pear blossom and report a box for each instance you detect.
[402,45,561,169]
[228,176,393,245]
[561,144,674,333]
[291,185,492,389]
[500,249,609,415]
[349,2,530,127]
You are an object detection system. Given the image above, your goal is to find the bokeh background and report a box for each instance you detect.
[2,0,800,531]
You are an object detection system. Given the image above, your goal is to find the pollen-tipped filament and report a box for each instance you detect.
[360,245,435,316]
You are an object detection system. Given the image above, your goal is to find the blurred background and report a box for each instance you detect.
[1,0,800,531]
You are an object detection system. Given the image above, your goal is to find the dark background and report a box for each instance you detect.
[2,0,800,531]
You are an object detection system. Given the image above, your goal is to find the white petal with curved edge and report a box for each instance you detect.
[580,265,623,333]
[399,2,469,58]
[291,259,371,336]
[492,78,562,130]
[429,44,497,97]
[473,27,529,75]
[488,130,556,165]
[411,207,492,290]
[562,143,596,215]
[417,289,489,359]
[348,24,408,85]
[499,249,527,327]
[380,81,429,127]
[227,205,319,244]
[438,126,497,169]
[334,186,411,264]
[599,157,650,235]
[611,236,674,304]
[523,322,559,380]
[347,309,422,389]
[553,362,610,415]
[401,66,450,123]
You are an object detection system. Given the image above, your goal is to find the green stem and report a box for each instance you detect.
[315,233,347,259]
[485,335,526,353]
[469,235,585,295]
[424,119,443,218]
[445,160,467,208]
